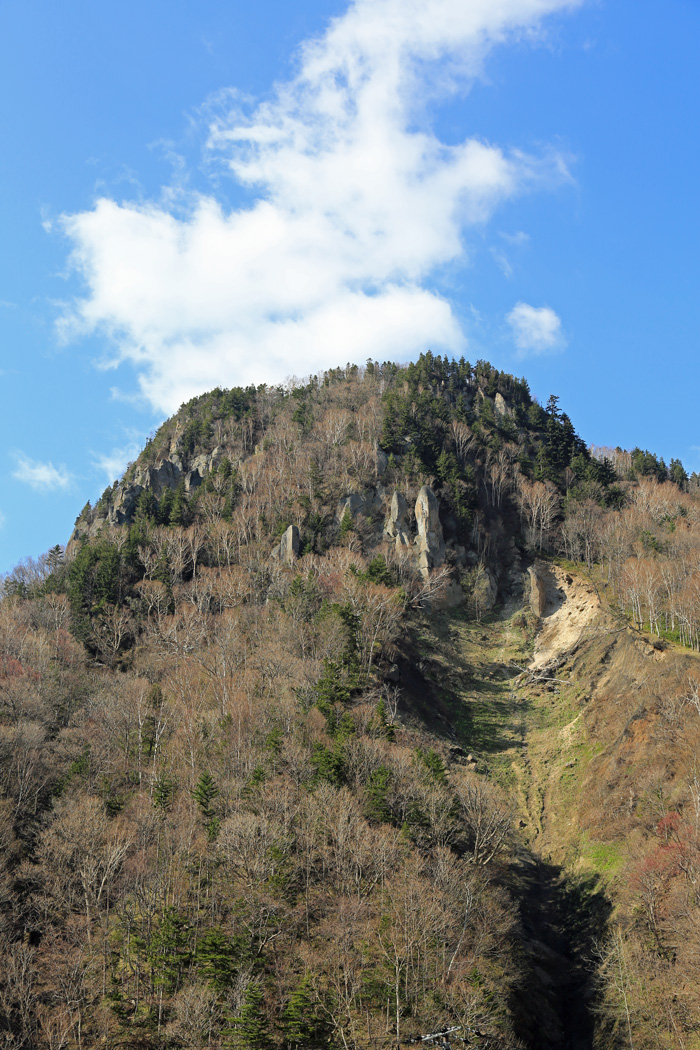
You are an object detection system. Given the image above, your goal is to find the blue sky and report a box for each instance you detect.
[1,0,698,573]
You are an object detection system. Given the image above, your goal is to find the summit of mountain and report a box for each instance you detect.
[65,355,609,597]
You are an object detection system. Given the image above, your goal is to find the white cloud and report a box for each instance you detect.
[59,0,581,414]
[491,250,513,277]
[507,301,566,354]
[12,454,72,492]
[92,440,145,486]
[492,230,530,275]
[499,230,530,246]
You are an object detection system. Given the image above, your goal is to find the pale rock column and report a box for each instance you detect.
[414,485,445,579]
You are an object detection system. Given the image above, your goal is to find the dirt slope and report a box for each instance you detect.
[529,563,602,672]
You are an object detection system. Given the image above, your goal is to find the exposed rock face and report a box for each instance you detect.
[336,489,384,526]
[414,485,445,578]
[272,524,300,565]
[529,564,602,671]
[188,448,223,489]
[134,459,183,498]
[66,440,225,554]
[384,491,411,550]
[130,441,223,499]
[337,493,367,523]
[528,564,548,617]
[494,392,512,417]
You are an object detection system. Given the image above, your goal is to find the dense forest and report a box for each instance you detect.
[2,354,700,1049]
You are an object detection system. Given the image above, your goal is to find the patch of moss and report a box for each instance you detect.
[579,834,624,875]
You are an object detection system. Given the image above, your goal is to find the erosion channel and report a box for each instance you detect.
[402,565,613,1049]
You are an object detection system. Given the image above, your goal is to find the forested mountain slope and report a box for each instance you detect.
[2,355,700,1050]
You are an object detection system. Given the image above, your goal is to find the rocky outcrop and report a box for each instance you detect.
[133,459,182,498]
[337,493,368,523]
[528,563,548,617]
[375,448,389,476]
[494,392,512,418]
[384,491,412,550]
[66,439,225,554]
[127,442,223,501]
[414,485,445,578]
[272,525,300,565]
[336,488,385,526]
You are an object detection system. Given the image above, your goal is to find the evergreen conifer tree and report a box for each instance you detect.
[193,770,221,839]
[365,765,393,822]
[229,982,273,1050]
[169,480,189,526]
[148,907,191,995]
[193,771,219,819]
[196,929,239,992]
[280,975,331,1049]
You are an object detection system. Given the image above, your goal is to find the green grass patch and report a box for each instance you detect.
[410,606,534,755]
[579,834,624,875]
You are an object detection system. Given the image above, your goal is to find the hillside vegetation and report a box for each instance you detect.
[2,355,700,1050]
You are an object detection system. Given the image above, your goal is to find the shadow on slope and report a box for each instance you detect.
[510,853,611,1050]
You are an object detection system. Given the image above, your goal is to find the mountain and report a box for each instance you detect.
[1,354,700,1050]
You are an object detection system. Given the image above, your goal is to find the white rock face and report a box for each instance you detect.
[414,485,445,578]
[272,524,300,565]
[529,564,601,671]
[384,490,412,550]
[494,392,512,417]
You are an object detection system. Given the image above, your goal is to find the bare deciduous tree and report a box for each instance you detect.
[454,775,512,866]
[516,477,560,551]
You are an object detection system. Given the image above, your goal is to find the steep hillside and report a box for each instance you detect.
[404,565,700,1049]
[2,355,700,1050]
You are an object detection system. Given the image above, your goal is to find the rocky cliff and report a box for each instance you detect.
[67,435,225,551]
